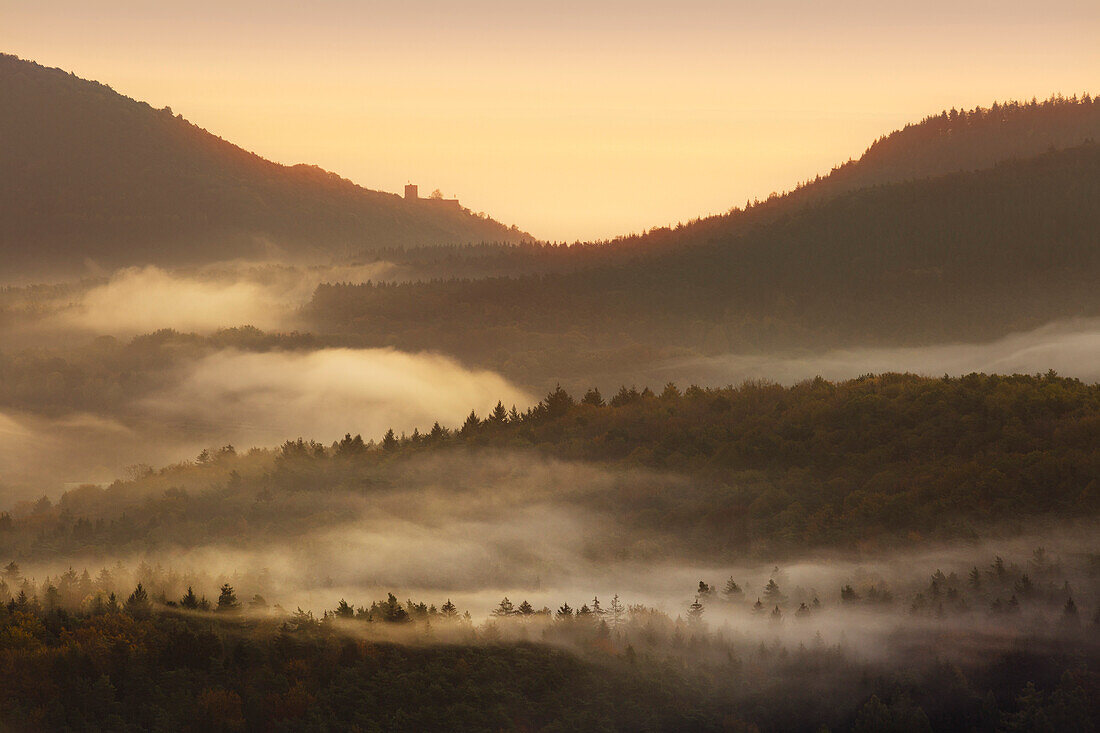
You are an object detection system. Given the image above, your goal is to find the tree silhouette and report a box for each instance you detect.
[217,583,240,612]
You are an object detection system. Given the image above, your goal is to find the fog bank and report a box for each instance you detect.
[143,347,532,446]
[0,349,532,501]
[655,318,1100,386]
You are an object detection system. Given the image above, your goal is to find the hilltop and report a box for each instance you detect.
[306,143,1100,387]
[626,94,1100,251]
[0,54,530,279]
[4,372,1097,560]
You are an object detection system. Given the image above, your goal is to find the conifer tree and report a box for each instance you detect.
[216,583,240,612]
[180,586,199,609]
[607,594,625,628]
[125,583,150,616]
[722,577,743,600]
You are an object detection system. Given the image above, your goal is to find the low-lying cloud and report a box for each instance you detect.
[655,318,1100,386]
[0,409,139,493]
[48,262,397,336]
[0,347,532,501]
[65,266,286,333]
[143,347,532,446]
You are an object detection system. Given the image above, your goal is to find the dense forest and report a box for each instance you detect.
[306,143,1100,388]
[3,372,1098,561]
[3,49,1100,729]
[0,54,529,279]
[0,543,1096,731]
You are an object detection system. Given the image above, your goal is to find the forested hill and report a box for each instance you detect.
[609,95,1100,252]
[306,143,1100,387]
[4,373,1098,560]
[0,54,529,278]
[338,96,1100,274]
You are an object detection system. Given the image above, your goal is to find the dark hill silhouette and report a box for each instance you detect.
[307,143,1100,387]
[0,54,529,278]
[332,96,1100,279]
[609,95,1100,252]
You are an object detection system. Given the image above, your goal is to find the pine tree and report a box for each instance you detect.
[581,388,605,407]
[688,596,704,622]
[216,583,240,612]
[440,599,458,618]
[125,583,150,616]
[43,584,60,611]
[381,429,398,451]
[1062,597,1079,626]
[544,385,575,418]
[460,411,480,437]
[180,586,199,609]
[763,579,785,604]
[968,566,982,589]
[722,577,743,600]
[491,597,515,617]
[607,594,625,628]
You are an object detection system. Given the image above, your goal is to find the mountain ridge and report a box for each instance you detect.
[606,94,1100,253]
[0,53,530,279]
[305,142,1100,388]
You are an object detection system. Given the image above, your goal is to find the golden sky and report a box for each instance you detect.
[5,1,1099,241]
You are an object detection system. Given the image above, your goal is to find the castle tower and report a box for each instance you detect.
[404,184,418,200]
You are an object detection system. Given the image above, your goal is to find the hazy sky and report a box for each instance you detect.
[5,1,1098,240]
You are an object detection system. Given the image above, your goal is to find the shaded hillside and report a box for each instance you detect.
[0,54,528,278]
[621,94,1100,252]
[5,373,1098,559]
[305,144,1100,387]
[309,96,1100,284]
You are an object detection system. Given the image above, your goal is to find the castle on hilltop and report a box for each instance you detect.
[404,183,461,210]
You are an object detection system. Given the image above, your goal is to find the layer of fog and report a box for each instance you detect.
[1,262,397,341]
[0,350,532,501]
[652,318,1100,386]
[142,347,531,445]
[18,515,1099,657]
[13,450,1098,650]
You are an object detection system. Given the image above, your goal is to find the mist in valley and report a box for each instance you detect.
[3,14,1099,728]
[651,318,1100,387]
[1,248,1099,732]
[6,263,1100,504]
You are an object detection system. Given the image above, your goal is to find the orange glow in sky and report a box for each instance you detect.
[6,1,1099,240]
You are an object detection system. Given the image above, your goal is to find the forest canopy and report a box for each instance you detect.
[3,372,1098,562]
